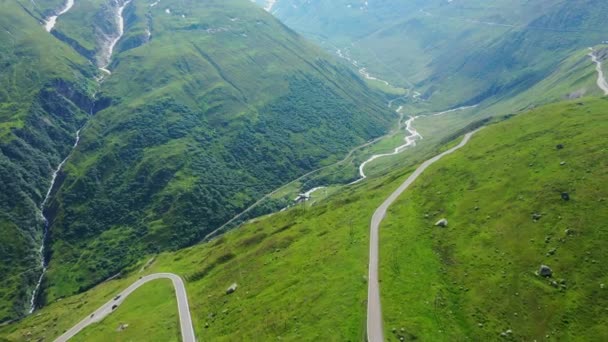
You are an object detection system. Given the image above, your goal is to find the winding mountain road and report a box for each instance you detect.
[588,48,608,95]
[54,273,195,342]
[366,128,483,342]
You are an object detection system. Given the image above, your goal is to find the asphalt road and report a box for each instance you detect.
[366,128,483,342]
[54,273,196,342]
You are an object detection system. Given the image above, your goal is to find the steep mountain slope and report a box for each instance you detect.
[0,0,395,321]
[2,0,606,336]
[260,44,606,212]
[71,279,179,341]
[3,96,606,341]
[0,0,96,321]
[27,0,395,307]
[380,98,608,340]
[260,0,608,108]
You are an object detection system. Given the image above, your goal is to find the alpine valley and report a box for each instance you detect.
[0,0,606,341]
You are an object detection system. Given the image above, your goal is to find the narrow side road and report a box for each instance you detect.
[366,128,483,342]
[54,273,195,342]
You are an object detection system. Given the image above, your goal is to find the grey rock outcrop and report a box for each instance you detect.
[435,218,448,227]
[539,265,553,277]
[226,283,238,294]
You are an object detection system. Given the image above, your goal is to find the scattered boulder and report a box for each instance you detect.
[539,265,553,278]
[116,323,129,332]
[435,218,448,227]
[561,192,570,201]
[226,283,238,295]
[532,213,542,221]
[556,144,564,150]
[560,161,566,166]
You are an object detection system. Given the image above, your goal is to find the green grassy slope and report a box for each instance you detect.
[72,279,179,342]
[380,98,608,340]
[38,0,395,305]
[0,0,96,321]
[0,165,420,341]
[3,97,605,340]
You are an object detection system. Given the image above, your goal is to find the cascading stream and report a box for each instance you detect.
[99,0,133,74]
[44,0,75,32]
[349,106,422,185]
[29,128,82,313]
[588,47,608,95]
[29,0,131,314]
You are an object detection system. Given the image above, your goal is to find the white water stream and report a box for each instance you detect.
[349,103,479,185]
[588,48,608,96]
[29,128,82,313]
[30,0,131,314]
[264,0,277,12]
[358,67,390,86]
[350,106,422,185]
[44,0,75,32]
[98,0,132,73]
[307,45,478,191]
[336,48,393,87]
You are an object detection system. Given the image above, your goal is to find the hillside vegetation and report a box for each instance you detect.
[265,0,608,109]
[0,0,395,321]
[1,0,606,337]
[33,0,395,307]
[0,0,96,321]
[2,97,605,340]
[380,98,608,340]
[71,279,179,342]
